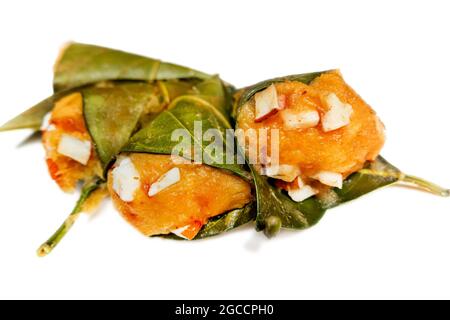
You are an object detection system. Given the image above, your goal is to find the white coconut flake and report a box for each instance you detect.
[288,185,318,202]
[322,93,353,132]
[148,167,181,197]
[40,112,52,131]
[171,225,190,240]
[296,176,305,188]
[254,84,283,122]
[312,171,343,189]
[281,109,320,130]
[278,94,287,109]
[264,164,300,182]
[112,156,141,202]
[57,134,91,165]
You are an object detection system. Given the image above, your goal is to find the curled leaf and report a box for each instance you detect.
[195,203,255,239]
[123,77,250,181]
[82,82,163,174]
[54,43,209,92]
[318,156,450,209]
[160,203,255,240]
[318,156,401,209]
[0,89,74,132]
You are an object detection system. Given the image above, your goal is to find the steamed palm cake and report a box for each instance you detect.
[108,153,252,239]
[236,71,385,202]
[42,93,102,192]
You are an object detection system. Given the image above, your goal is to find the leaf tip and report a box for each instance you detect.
[263,216,282,238]
[37,243,52,257]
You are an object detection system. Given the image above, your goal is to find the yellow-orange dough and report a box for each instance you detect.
[42,93,101,192]
[108,154,252,239]
[236,71,385,181]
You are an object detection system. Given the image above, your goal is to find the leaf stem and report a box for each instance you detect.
[37,180,102,257]
[399,174,450,197]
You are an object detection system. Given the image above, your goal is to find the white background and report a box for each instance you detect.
[0,0,449,300]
